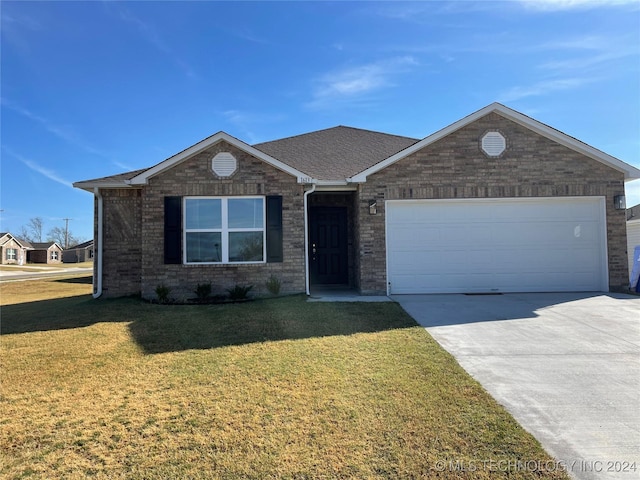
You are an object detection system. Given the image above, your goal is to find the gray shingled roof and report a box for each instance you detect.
[75,126,418,186]
[77,168,149,185]
[67,239,94,250]
[254,126,418,180]
[30,242,60,249]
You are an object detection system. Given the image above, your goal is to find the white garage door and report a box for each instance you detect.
[386,197,607,294]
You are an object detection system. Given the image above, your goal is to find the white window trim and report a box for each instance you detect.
[183,196,266,265]
[6,248,16,260]
[51,250,59,260]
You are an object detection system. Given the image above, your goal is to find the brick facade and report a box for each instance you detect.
[97,141,306,299]
[27,245,63,264]
[356,113,628,294]
[95,113,630,299]
[0,237,27,265]
[97,189,142,297]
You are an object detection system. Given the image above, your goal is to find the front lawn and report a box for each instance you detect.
[0,277,569,479]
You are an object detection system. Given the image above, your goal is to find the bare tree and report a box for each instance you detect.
[47,226,81,249]
[19,217,44,242]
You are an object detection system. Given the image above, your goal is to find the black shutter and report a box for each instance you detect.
[266,195,283,263]
[164,196,182,264]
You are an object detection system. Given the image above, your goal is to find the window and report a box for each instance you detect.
[6,248,16,261]
[51,250,59,260]
[184,197,265,264]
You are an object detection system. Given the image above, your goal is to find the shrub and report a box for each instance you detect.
[227,284,253,301]
[265,275,281,296]
[155,284,170,304]
[194,282,212,300]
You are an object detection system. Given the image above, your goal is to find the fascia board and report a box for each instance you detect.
[350,103,498,182]
[491,105,640,180]
[128,131,311,185]
[350,102,640,182]
[1,233,30,250]
[73,181,136,191]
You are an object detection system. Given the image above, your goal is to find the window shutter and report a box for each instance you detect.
[266,195,283,263]
[164,196,182,264]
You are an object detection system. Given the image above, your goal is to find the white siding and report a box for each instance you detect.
[627,220,640,280]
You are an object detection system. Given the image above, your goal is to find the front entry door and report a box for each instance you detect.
[309,207,348,285]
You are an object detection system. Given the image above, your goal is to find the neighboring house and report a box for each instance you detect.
[0,233,30,265]
[63,240,94,263]
[27,242,63,264]
[627,204,640,282]
[74,103,640,299]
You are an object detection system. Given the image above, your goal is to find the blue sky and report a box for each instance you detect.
[1,0,639,242]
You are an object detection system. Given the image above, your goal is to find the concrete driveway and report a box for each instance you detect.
[394,292,640,480]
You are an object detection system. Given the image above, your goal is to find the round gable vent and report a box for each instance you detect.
[212,152,237,177]
[481,131,506,157]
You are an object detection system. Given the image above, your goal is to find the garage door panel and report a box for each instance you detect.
[388,225,441,246]
[386,198,606,294]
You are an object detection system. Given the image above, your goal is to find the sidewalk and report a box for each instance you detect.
[0,265,93,281]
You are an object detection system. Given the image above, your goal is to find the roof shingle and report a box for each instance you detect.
[254,126,418,180]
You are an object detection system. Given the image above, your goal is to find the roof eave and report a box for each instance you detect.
[72,181,136,192]
[128,131,312,186]
[491,105,640,180]
[350,102,640,182]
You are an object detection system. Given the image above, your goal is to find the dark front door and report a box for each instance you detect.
[309,207,348,285]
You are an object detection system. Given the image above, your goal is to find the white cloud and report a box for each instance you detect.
[4,147,73,189]
[626,179,640,209]
[519,0,639,11]
[107,4,197,80]
[308,56,419,109]
[498,77,594,102]
[221,110,286,144]
[1,98,134,170]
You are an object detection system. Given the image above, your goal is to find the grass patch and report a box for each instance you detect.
[0,284,570,479]
[0,261,92,272]
[0,274,93,306]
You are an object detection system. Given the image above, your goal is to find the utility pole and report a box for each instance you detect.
[63,218,72,249]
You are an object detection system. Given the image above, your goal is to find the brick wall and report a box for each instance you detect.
[1,238,25,265]
[139,141,306,300]
[357,113,628,294]
[99,189,142,297]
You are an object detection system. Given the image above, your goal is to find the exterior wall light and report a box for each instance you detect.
[614,195,626,210]
[369,200,377,215]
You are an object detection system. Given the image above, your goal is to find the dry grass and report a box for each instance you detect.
[0,275,93,306]
[0,279,570,479]
[0,261,93,271]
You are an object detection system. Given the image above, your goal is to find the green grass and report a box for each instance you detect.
[0,279,570,479]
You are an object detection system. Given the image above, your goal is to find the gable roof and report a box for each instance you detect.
[254,126,418,180]
[0,233,32,249]
[67,239,94,250]
[31,242,62,250]
[74,132,312,191]
[627,204,640,222]
[349,102,640,182]
[74,103,640,190]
